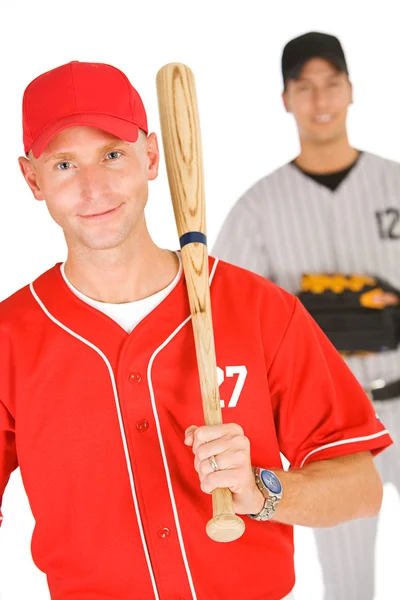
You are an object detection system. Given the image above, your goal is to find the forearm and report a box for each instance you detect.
[185,425,384,529]
[268,452,383,527]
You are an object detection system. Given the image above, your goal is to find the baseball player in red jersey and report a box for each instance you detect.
[0,61,393,600]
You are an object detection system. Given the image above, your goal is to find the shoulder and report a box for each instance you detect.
[0,284,35,326]
[361,151,400,175]
[0,284,37,367]
[210,257,296,319]
[209,257,303,369]
[0,266,56,331]
[238,162,295,208]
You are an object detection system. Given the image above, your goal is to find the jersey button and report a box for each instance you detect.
[158,527,171,539]
[129,371,142,384]
[136,419,149,433]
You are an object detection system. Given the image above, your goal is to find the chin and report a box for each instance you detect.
[309,123,347,143]
[310,130,344,145]
[79,233,130,252]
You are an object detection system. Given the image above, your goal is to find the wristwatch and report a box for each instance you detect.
[248,467,283,521]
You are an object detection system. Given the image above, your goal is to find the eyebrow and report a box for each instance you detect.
[44,140,130,163]
[102,141,130,154]
[44,151,77,163]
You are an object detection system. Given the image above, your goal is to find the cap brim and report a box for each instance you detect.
[286,53,348,81]
[31,113,140,158]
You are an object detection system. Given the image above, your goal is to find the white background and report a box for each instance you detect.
[0,0,399,598]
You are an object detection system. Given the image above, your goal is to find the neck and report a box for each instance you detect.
[64,228,179,304]
[295,134,358,174]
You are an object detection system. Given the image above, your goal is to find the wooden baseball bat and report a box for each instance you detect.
[156,63,245,543]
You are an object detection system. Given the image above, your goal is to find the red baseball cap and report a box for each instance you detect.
[23,61,148,158]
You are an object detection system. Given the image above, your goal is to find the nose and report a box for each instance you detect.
[313,88,329,111]
[79,164,110,203]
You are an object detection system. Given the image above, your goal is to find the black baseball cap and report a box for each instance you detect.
[282,32,348,85]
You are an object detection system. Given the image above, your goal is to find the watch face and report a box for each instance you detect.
[260,470,282,495]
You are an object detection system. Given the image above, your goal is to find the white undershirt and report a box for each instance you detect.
[60,253,182,334]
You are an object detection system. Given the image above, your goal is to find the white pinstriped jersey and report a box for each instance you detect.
[213,151,400,390]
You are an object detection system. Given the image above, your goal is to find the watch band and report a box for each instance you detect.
[248,467,282,522]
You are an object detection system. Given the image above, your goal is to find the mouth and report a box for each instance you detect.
[79,204,123,220]
[313,114,335,124]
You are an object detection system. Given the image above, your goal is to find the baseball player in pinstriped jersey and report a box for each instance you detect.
[213,32,400,600]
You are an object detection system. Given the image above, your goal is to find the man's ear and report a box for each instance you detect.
[146,132,160,181]
[349,80,354,105]
[282,91,291,113]
[18,156,45,201]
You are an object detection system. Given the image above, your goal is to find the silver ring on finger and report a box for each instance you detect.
[209,455,219,471]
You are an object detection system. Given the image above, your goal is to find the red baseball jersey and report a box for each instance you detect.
[0,258,392,600]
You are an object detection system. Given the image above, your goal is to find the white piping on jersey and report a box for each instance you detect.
[300,429,390,468]
[29,283,160,600]
[144,257,220,600]
[208,257,219,283]
[147,316,196,598]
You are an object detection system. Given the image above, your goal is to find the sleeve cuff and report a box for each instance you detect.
[299,429,393,468]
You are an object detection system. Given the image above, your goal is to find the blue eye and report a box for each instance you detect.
[107,151,121,160]
[57,162,72,171]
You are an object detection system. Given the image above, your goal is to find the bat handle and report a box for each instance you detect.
[206,488,245,542]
